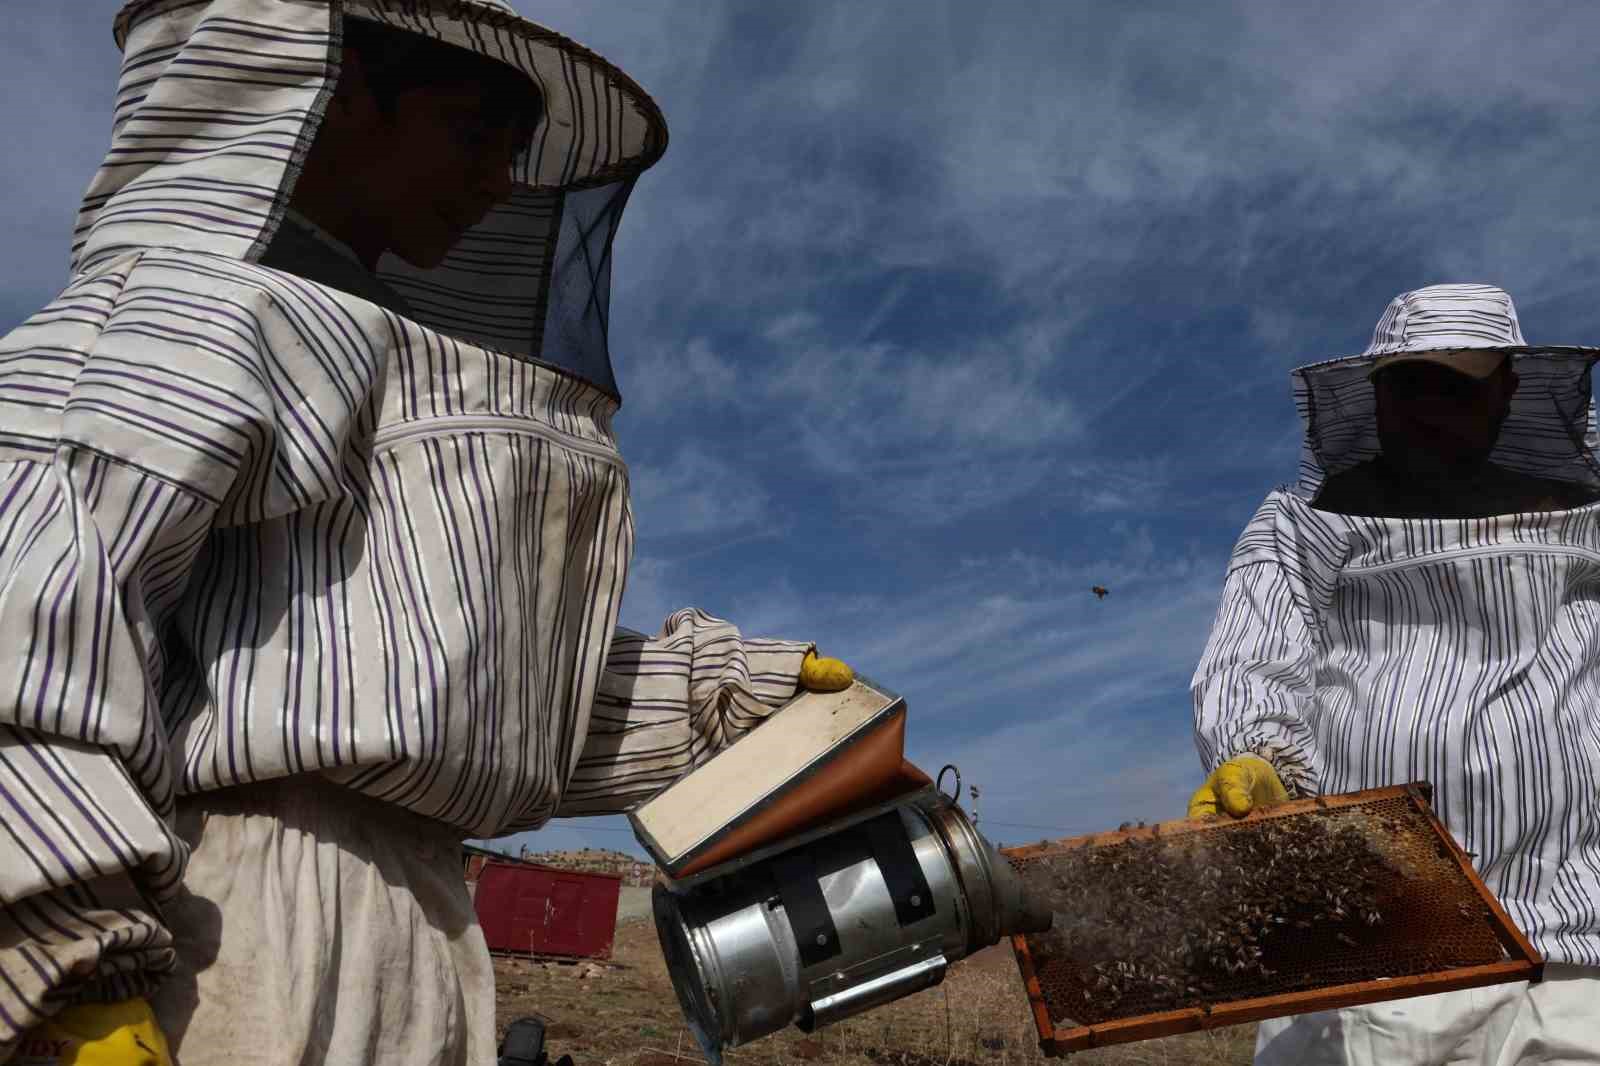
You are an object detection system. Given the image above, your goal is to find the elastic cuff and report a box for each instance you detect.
[1243,741,1317,798]
[1,879,174,1049]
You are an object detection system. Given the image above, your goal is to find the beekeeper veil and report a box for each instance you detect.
[75,0,667,401]
[1289,283,1600,500]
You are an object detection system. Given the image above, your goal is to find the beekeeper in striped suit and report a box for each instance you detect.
[1191,284,1600,1064]
[0,3,852,1063]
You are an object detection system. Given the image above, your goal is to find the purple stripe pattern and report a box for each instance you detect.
[1197,287,1600,969]
[0,249,808,1054]
[1193,492,1600,968]
[0,2,787,1052]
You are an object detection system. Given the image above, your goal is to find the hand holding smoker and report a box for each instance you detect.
[629,680,1052,1063]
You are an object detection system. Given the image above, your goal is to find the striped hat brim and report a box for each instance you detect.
[112,0,668,192]
[1298,344,1600,377]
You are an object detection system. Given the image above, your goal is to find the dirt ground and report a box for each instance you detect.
[493,915,1256,1066]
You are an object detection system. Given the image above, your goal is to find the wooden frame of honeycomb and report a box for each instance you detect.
[1004,784,1541,1055]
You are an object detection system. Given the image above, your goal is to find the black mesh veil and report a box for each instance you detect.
[83,1,668,406]
[377,180,635,400]
[539,183,633,400]
[1292,348,1600,500]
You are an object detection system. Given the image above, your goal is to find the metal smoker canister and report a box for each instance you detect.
[653,793,1052,1063]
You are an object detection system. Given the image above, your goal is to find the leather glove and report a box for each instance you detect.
[18,999,172,1065]
[798,649,854,693]
[1187,754,1288,819]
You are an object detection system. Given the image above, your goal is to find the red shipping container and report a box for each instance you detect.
[473,862,622,960]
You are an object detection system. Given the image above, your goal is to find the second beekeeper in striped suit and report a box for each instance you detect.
[1191,284,1600,1064]
[0,2,854,1063]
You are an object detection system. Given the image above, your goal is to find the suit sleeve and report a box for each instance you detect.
[1191,519,1323,798]
[2,250,372,1054]
[0,453,215,1053]
[556,608,811,816]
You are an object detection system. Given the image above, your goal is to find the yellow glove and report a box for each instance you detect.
[1187,754,1289,819]
[20,999,172,1065]
[798,649,854,693]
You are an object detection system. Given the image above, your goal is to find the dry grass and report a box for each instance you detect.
[495,920,1255,1066]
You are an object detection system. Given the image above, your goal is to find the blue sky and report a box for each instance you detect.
[6,1,1600,857]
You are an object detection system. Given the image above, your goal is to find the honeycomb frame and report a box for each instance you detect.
[1003,784,1542,1056]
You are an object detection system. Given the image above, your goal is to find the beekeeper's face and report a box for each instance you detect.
[1374,360,1517,471]
[309,49,528,268]
[379,83,524,266]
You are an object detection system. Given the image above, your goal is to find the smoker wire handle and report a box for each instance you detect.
[936,764,961,805]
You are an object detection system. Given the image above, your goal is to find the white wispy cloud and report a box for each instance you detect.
[939,711,1208,845]
[619,337,739,418]
[624,309,1094,528]
[718,535,1232,836]
[620,525,1227,841]
[766,335,1079,453]
[504,0,1600,855]
[13,1,1600,862]
[629,443,779,539]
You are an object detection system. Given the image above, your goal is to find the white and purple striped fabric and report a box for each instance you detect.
[1194,286,1600,966]
[76,0,666,394]
[0,1,805,1050]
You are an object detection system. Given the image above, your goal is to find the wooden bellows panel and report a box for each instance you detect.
[1003,785,1541,1055]
[630,679,927,879]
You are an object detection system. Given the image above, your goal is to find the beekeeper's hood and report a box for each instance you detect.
[75,0,668,401]
[1290,283,1600,499]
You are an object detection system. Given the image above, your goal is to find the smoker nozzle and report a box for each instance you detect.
[928,801,1054,947]
[988,837,1054,937]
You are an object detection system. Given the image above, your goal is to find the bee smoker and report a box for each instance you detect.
[651,780,1052,1064]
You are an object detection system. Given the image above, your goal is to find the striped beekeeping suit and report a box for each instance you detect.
[0,2,810,1059]
[1194,285,1600,1064]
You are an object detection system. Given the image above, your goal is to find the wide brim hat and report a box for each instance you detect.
[1355,283,1576,380]
[88,0,671,398]
[110,0,668,194]
[1290,284,1600,497]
